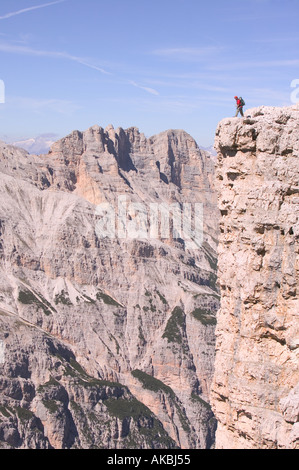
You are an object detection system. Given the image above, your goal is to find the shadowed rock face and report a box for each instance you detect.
[211,105,299,449]
[0,125,219,449]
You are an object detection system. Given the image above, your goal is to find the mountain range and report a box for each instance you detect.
[0,124,219,449]
[1,105,298,449]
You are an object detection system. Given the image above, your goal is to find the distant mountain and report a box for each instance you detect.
[199,145,217,157]
[0,125,219,449]
[12,134,217,159]
[12,133,59,154]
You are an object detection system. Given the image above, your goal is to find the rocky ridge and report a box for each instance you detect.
[211,105,299,449]
[0,125,219,448]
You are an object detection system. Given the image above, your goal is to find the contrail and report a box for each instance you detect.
[0,36,159,96]
[129,80,159,96]
[0,0,66,20]
[0,42,111,75]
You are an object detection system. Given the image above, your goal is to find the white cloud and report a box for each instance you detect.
[0,42,162,96]
[0,0,66,20]
[0,42,111,75]
[208,58,299,71]
[129,81,159,96]
[152,46,222,60]
[8,96,81,115]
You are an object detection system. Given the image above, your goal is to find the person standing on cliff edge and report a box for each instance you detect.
[234,96,245,117]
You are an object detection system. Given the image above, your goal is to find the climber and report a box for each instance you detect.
[234,96,245,117]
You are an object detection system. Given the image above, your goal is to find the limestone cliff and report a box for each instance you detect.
[211,105,299,449]
[0,126,219,448]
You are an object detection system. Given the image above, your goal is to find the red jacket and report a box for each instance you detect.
[236,98,242,108]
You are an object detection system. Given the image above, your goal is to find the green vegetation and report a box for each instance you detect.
[202,241,218,271]
[63,362,124,389]
[37,377,60,392]
[191,393,212,410]
[131,369,191,433]
[18,288,53,316]
[208,272,218,291]
[104,396,152,421]
[156,290,168,305]
[70,400,83,414]
[111,402,177,449]
[104,393,178,447]
[51,349,124,389]
[131,369,175,397]
[42,400,60,414]
[143,290,158,312]
[81,294,96,304]
[16,406,35,421]
[54,289,72,306]
[109,333,120,354]
[69,357,88,376]
[193,292,220,300]
[162,306,185,344]
[35,350,179,448]
[138,421,176,448]
[174,404,191,434]
[191,308,216,326]
[138,326,146,344]
[0,405,11,418]
[96,291,122,307]
[61,357,90,379]
[75,376,124,389]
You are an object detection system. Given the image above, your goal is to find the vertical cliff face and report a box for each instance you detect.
[211,105,299,449]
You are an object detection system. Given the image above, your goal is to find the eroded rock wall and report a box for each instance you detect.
[211,105,299,449]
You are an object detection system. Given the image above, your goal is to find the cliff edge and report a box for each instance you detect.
[211,105,299,448]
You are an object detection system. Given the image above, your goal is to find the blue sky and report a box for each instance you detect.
[0,0,298,148]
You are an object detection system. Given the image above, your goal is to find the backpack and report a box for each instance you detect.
[239,97,245,106]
